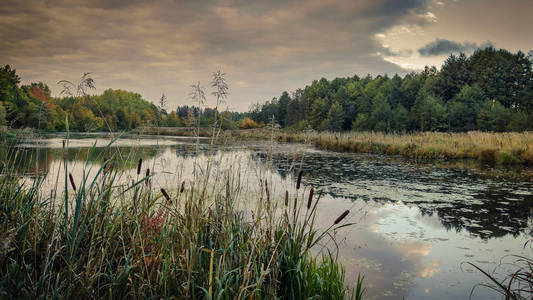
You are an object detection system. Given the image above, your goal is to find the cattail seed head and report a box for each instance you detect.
[334,210,349,225]
[137,158,143,175]
[145,168,150,185]
[307,188,314,210]
[296,170,303,190]
[180,181,185,193]
[285,190,289,206]
[69,173,76,191]
[160,188,171,203]
[265,180,270,202]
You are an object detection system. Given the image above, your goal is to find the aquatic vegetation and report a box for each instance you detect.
[231,129,533,165]
[0,137,361,299]
[468,240,532,300]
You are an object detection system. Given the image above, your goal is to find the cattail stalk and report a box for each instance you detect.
[69,173,76,191]
[145,168,150,186]
[296,170,303,190]
[161,188,172,203]
[307,188,314,210]
[265,180,270,204]
[137,158,143,175]
[334,210,349,225]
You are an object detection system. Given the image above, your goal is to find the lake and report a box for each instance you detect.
[8,133,533,300]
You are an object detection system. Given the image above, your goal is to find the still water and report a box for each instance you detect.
[9,133,533,299]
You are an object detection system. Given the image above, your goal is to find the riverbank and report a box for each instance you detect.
[131,126,212,137]
[228,129,533,165]
[8,126,533,166]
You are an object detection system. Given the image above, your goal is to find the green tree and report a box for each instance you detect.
[413,93,447,131]
[309,97,328,130]
[392,104,409,132]
[447,84,485,131]
[352,113,370,132]
[0,102,6,126]
[506,110,530,132]
[167,111,180,127]
[370,93,392,132]
[477,100,510,132]
[434,53,471,102]
[326,101,343,131]
[277,91,290,127]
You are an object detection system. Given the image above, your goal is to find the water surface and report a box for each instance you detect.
[6,134,532,300]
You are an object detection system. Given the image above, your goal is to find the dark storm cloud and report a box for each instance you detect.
[418,39,493,56]
[0,0,437,110]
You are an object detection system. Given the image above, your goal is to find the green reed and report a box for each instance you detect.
[0,133,364,299]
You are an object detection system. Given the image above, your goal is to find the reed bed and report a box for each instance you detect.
[230,129,533,165]
[312,131,533,164]
[0,136,362,299]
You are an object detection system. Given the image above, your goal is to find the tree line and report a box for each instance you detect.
[248,47,533,132]
[0,66,245,132]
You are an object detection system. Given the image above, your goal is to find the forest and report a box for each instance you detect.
[2,47,533,133]
[249,47,533,132]
[0,67,244,132]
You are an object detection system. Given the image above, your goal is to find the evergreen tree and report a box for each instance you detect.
[326,101,344,131]
[477,100,510,132]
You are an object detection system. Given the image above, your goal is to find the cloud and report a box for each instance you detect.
[379,47,413,57]
[0,0,438,110]
[418,39,493,56]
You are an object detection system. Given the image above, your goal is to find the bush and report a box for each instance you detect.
[239,117,263,129]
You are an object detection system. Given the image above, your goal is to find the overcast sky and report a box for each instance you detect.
[1,0,532,111]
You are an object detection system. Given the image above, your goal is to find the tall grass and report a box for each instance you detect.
[468,240,532,300]
[0,134,363,298]
[231,129,533,165]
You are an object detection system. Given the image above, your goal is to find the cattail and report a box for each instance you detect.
[69,173,76,191]
[292,196,298,219]
[265,180,270,203]
[307,188,314,209]
[296,170,303,190]
[284,190,289,206]
[137,158,143,175]
[145,168,150,185]
[103,156,108,169]
[180,181,185,193]
[334,210,349,225]
[160,188,172,203]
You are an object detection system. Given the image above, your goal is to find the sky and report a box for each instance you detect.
[1,0,533,111]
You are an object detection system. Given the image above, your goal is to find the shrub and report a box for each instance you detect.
[239,117,263,129]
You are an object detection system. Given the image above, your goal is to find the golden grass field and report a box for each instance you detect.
[229,129,533,165]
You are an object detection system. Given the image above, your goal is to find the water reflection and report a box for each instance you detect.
[2,136,532,300]
[251,150,533,240]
